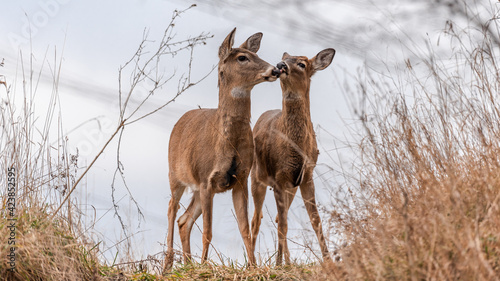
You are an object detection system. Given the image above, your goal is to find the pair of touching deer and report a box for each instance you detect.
[164,27,335,271]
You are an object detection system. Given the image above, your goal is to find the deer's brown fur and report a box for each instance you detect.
[164,28,278,271]
[250,49,336,265]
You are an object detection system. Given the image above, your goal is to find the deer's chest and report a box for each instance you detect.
[274,137,318,186]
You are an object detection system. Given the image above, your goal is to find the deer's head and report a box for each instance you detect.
[276,48,336,97]
[218,28,280,97]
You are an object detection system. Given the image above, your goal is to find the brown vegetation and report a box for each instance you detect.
[331,11,500,280]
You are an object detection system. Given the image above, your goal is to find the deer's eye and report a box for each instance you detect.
[238,56,248,62]
[298,63,306,68]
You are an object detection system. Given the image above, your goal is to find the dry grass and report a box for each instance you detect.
[330,8,500,281]
[162,262,329,280]
[0,206,112,280]
[0,52,123,280]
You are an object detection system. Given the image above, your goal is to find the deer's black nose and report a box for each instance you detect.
[271,67,281,77]
[277,62,287,70]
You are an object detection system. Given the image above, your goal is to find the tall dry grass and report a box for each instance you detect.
[0,54,113,280]
[331,6,500,281]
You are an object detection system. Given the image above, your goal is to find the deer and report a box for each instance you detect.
[163,28,280,271]
[250,48,336,266]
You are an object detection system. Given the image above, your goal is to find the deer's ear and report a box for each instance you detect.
[219,27,236,59]
[311,48,336,71]
[282,52,290,60]
[239,32,262,53]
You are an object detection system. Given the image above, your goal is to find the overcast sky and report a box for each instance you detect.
[1,0,478,266]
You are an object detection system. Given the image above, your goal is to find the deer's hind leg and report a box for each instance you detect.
[178,190,202,264]
[299,176,332,264]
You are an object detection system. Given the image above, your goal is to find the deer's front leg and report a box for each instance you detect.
[200,182,214,262]
[251,167,267,254]
[273,185,289,265]
[232,177,256,266]
[275,186,298,224]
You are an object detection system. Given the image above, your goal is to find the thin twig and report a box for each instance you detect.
[51,119,126,218]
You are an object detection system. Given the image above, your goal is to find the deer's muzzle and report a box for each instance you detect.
[271,67,281,77]
[277,62,288,75]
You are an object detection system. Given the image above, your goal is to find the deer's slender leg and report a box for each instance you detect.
[250,168,267,254]
[284,186,298,214]
[275,186,298,224]
[178,190,202,264]
[200,182,214,262]
[299,178,331,263]
[164,180,186,271]
[273,185,289,265]
[233,177,256,266]
[272,185,296,265]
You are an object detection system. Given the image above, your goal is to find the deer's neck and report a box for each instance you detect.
[280,89,313,141]
[218,86,251,119]
[217,86,252,139]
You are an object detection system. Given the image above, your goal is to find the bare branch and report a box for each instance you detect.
[53,5,213,224]
[52,119,126,218]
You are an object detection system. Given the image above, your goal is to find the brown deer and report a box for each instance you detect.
[250,49,336,265]
[163,28,280,271]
